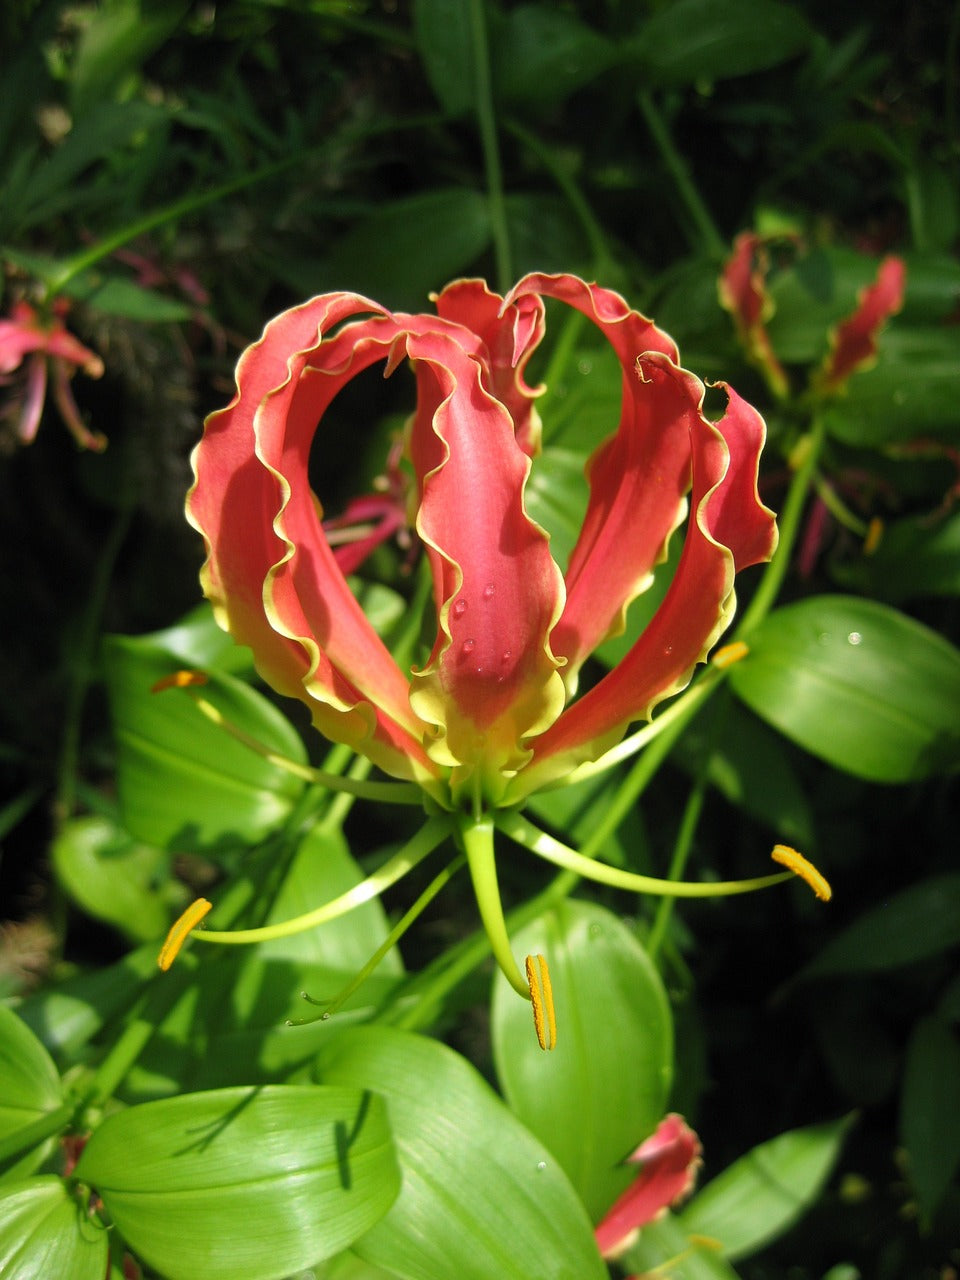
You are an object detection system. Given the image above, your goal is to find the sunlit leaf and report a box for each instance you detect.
[76,1085,400,1280]
[730,596,960,781]
[0,1178,107,1280]
[0,1008,65,1182]
[317,1027,607,1280]
[491,901,673,1221]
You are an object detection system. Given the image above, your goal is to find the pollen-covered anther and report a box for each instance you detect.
[526,952,557,1051]
[863,517,884,556]
[711,641,750,670]
[150,669,209,694]
[771,845,832,902]
[158,898,213,971]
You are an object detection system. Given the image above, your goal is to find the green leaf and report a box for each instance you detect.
[316,1027,607,1280]
[492,6,617,105]
[729,596,960,782]
[69,274,192,323]
[69,0,190,115]
[0,1178,108,1280]
[832,511,960,604]
[75,1085,400,1280]
[900,1016,960,1223]
[797,874,960,981]
[0,1008,65,1180]
[321,189,491,311]
[491,901,673,1220]
[635,0,811,85]
[51,815,170,942]
[413,0,478,115]
[104,630,308,850]
[678,1116,853,1260]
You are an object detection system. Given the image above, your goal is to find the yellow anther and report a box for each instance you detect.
[526,953,557,1051]
[712,640,750,669]
[158,898,213,970]
[150,669,209,694]
[863,517,884,556]
[771,845,832,901]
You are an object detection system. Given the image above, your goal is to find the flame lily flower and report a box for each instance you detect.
[0,299,105,449]
[176,273,827,1017]
[595,1114,702,1259]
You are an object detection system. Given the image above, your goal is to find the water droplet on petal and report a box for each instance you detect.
[483,582,496,600]
[501,649,512,664]
[461,638,475,655]
[663,644,674,656]
[452,598,468,619]
[847,631,863,646]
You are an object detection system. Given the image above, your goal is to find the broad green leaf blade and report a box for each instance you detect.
[413,0,477,115]
[900,1016,960,1223]
[729,596,960,782]
[76,1085,400,1280]
[0,1008,65,1180]
[316,1027,607,1280]
[0,1177,108,1280]
[635,0,811,85]
[491,901,673,1220]
[797,874,960,981]
[832,511,960,604]
[51,815,170,942]
[678,1116,853,1260]
[492,6,617,105]
[104,630,308,850]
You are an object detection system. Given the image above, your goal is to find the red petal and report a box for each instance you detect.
[595,1114,702,1258]
[515,365,776,792]
[817,255,906,393]
[404,319,565,795]
[506,274,686,679]
[188,294,437,784]
[719,232,789,398]
[433,279,546,455]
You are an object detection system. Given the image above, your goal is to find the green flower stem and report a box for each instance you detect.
[505,119,613,273]
[0,1103,75,1165]
[189,694,422,805]
[735,416,826,638]
[813,471,869,536]
[386,868,579,1033]
[458,814,530,998]
[193,815,451,947]
[83,964,193,1108]
[637,91,726,259]
[294,854,466,1025]
[498,810,792,897]
[469,0,512,291]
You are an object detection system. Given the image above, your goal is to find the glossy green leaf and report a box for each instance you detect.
[70,275,193,322]
[76,1085,400,1280]
[678,1115,853,1259]
[491,901,673,1220]
[900,1016,960,1223]
[321,189,491,311]
[104,630,308,850]
[0,1177,108,1280]
[765,248,879,364]
[0,1008,65,1180]
[144,604,256,675]
[729,596,960,781]
[823,326,960,446]
[832,511,960,603]
[635,0,811,85]
[51,814,170,942]
[798,874,960,981]
[316,1027,607,1280]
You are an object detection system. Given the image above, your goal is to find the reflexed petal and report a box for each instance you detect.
[506,273,685,681]
[187,294,438,785]
[595,1114,701,1258]
[404,320,566,796]
[816,255,906,393]
[513,364,776,794]
[719,232,789,399]
[433,279,546,455]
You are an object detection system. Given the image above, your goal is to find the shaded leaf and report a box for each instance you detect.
[900,1016,960,1223]
[635,0,811,85]
[493,6,618,105]
[0,1177,107,1280]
